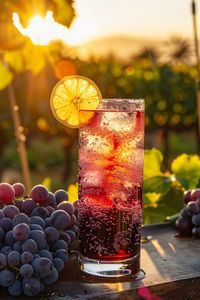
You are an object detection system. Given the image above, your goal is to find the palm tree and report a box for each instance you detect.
[164,35,192,63]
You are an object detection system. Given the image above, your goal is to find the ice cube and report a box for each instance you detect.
[82,133,114,156]
[82,170,105,188]
[100,112,135,134]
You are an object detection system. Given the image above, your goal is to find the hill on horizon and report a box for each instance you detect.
[69,35,164,61]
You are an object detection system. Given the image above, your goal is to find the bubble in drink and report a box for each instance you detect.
[80,133,114,156]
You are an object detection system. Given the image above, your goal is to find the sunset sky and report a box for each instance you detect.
[65,0,197,45]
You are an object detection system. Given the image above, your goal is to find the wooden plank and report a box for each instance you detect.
[1,223,200,299]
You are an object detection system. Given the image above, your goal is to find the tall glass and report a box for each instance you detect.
[78,99,144,278]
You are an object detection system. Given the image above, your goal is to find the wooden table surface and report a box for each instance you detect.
[2,223,200,300]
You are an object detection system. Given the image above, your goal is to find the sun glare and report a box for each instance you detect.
[12,11,59,45]
[12,9,93,47]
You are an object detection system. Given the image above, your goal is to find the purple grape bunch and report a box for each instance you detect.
[176,188,200,236]
[0,182,78,296]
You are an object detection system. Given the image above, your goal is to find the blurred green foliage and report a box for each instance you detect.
[77,59,197,132]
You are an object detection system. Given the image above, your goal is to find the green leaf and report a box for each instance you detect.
[171,154,200,189]
[144,148,163,179]
[143,184,183,224]
[4,50,24,72]
[0,63,13,90]
[53,0,75,27]
[143,206,170,224]
[144,175,172,195]
[143,192,161,205]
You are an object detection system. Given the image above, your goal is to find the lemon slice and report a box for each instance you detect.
[50,75,102,128]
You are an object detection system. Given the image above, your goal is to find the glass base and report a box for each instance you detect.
[78,253,144,279]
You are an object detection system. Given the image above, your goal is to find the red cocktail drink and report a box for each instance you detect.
[78,99,144,277]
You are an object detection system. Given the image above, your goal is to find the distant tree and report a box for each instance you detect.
[164,35,192,63]
[133,46,160,64]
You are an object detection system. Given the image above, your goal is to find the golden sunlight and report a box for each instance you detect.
[12,11,59,45]
[12,8,93,47]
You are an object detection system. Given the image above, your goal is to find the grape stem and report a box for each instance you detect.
[9,266,20,272]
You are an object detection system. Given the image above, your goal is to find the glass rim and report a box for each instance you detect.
[81,98,145,112]
[100,98,144,103]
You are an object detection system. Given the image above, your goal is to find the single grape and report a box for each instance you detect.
[59,232,71,244]
[180,207,191,219]
[30,224,44,231]
[38,249,53,260]
[46,206,55,215]
[45,217,51,227]
[21,199,37,215]
[54,249,68,262]
[0,269,15,287]
[186,201,200,215]
[68,214,77,227]
[176,217,192,234]
[57,201,75,215]
[32,257,53,278]
[29,230,47,250]
[183,190,192,204]
[0,183,15,204]
[8,280,23,296]
[13,213,29,227]
[191,189,200,201]
[192,213,200,226]
[50,209,71,230]
[0,209,5,220]
[73,199,79,209]
[22,239,37,253]
[70,225,79,234]
[0,227,5,242]
[30,185,49,204]
[0,253,7,269]
[0,217,13,232]
[42,267,58,285]
[23,277,43,296]
[2,205,19,219]
[14,199,23,211]
[7,250,21,266]
[65,229,76,245]
[53,257,64,272]
[5,230,15,246]
[12,183,25,198]
[51,240,68,252]
[192,227,200,237]
[46,192,56,207]
[1,246,12,256]
[54,189,68,204]
[13,241,22,253]
[12,223,30,241]
[30,216,45,228]
[21,251,34,264]
[44,227,59,244]
[20,264,33,278]
[73,200,79,217]
[31,207,49,219]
